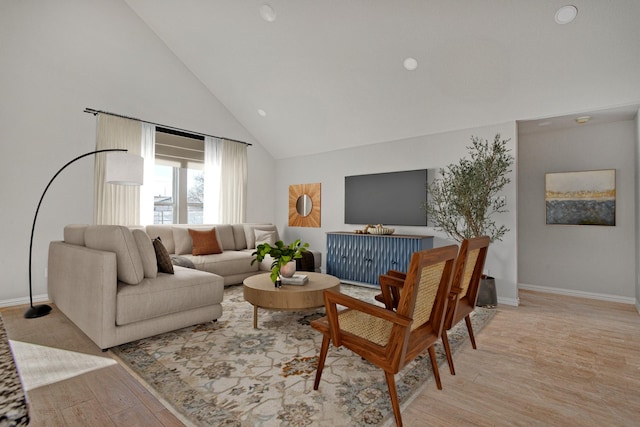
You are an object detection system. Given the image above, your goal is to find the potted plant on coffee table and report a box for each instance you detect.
[423,133,514,305]
[251,239,309,284]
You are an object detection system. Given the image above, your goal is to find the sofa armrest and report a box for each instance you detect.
[48,241,118,349]
[307,249,322,272]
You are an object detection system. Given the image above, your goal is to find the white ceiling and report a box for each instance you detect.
[124,1,640,159]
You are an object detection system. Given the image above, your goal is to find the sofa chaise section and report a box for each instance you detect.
[48,225,224,350]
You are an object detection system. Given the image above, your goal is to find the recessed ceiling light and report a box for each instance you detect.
[555,5,578,24]
[257,109,267,117]
[259,4,276,22]
[538,121,552,127]
[403,57,418,71]
[575,115,591,124]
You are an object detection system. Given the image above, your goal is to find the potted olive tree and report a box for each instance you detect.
[423,133,514,305]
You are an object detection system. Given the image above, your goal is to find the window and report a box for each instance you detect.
[187,168,204,224]
[154,164,174,224]
[153,129,206,224]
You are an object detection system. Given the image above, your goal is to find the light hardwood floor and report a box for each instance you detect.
[2,290,639,426]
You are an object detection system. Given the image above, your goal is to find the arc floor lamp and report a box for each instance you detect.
[25,149,144,319]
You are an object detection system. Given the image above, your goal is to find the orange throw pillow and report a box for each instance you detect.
[188,228,223,256]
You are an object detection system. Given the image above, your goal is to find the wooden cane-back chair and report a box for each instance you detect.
[441,236,490,375]
[310,245,458,427]
[374,269,406,310]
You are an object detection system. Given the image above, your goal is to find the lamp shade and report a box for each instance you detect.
[105,152,144,185]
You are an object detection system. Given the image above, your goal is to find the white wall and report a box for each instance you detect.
[518,119,637,302]
[275,123,519,305]
[0,0,275,305]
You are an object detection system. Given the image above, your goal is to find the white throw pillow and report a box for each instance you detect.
[243,224,279,249]
[255,229,276,246]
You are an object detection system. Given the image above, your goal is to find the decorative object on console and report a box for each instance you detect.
[288,182,321,227]
[251,239,309,283]
[25,149,143,319]
[354,223,395,234]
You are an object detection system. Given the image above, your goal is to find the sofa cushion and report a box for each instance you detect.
[132,229,158,278]
[116,266,224,326]
[181,251,259,277]
[153,237,174,274]
[189,228,223,255]
[84,225,144,285]
[255,229,276,246]
[230,224,247,250]
[243,224,279,249]
[63,224,88,246]
[172,227,193,255]
[145,225,175,254]
[213,225,236,250]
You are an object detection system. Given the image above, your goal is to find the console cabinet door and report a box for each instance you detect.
[326,232,433,287]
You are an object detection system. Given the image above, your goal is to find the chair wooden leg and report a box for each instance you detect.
[427,346,443,390]
[464,315,477,349]
[384,371,403,427]
[441,330,455,375]
[313,334,330,390]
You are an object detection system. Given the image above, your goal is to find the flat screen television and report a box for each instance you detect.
[344,169,429,226]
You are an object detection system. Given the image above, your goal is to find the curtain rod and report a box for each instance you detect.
[83,108,252,147]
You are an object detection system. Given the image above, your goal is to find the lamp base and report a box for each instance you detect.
[24,304,52,319]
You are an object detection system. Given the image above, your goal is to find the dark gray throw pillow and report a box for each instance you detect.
[152,237,174,274]
[171,255,196,270]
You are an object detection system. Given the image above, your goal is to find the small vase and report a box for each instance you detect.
[280,261,296,278]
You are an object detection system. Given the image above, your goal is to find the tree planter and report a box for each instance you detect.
[476,275,497,307]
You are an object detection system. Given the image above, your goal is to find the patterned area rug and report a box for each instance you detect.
[110,284,495,427]
[0,315,29,427]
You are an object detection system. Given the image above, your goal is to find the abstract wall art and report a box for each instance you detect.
[545,169,616,226]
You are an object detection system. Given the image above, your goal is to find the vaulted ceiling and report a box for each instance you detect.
[124,1,640,159]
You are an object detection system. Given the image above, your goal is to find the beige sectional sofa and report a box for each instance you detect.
[48,223,321,350]
[145,223,321,285]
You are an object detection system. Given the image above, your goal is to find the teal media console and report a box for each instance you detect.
[326,232,434,287]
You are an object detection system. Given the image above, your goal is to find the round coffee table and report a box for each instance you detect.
[243,272,340,328]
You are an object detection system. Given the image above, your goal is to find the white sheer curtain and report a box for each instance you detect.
[94,114,142,225]
[203,136,222,223]
[219,140,248,223]
[140,123,156,225]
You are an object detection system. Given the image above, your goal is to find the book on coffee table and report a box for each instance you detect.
[280,274,308,285]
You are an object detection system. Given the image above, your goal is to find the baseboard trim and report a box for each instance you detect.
[518,283,637,306]
[0,294,49,309]
[496,296,519,307]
